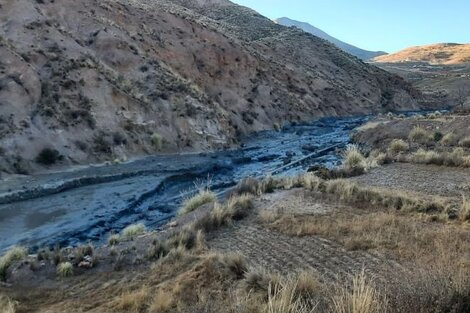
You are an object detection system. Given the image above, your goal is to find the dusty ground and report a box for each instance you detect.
[352,162,470,198]
[2,157,470,312]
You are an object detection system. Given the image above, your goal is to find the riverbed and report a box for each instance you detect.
[0,115,370,251]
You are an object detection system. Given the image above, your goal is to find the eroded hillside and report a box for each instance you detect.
[0,0,422,174]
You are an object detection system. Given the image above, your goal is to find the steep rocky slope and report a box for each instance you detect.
[275,17,387,60]
[374,43,470,65]
[0,0,422,174]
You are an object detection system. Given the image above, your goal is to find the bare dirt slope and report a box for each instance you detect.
[374,43,470,65]
[0,0,423,174]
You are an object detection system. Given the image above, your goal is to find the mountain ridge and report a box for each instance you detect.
[373,43,470,64]
[274,17,387,60]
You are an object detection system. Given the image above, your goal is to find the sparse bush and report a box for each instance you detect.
[178,189,216,216]
[35,148,62,165]
[433,131,443,142]
[57,262,73,277]
[122,224,146,239]
[0,246,26,280]
[151,133,164,150]
[342,145,365,171]
[458,136,470,148]
[409,126,430,143]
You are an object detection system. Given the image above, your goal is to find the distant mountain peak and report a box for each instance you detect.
[274,17,387,61]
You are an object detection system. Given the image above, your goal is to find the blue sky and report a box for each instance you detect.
[231,0,470,53]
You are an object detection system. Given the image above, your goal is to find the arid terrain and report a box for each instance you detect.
[1,1,470,313]
[374,43,470,65]
[1,109,470,312]
[0,0,424,175]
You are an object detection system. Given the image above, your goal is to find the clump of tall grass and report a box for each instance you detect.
[388,139,409,155]
[460,196,470,222]
[151,133,164,150]
[407,148,470,168]
[108,234,120,246]
[122,223,146,239]
[440,132,458,146]
[409,126,430,143]
[341,145,366,171]
[0,246,26,280]
[458,136,470,148]
[332,270,385,313]
[178,189,216,216]
[0,295,17,313]
[57,262,74,277]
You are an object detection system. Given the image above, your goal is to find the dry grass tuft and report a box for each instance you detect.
[179,189,216,216]
[458,136,470,148]
[332,270,385,313]
[460,196,470,222]
[0,295,17,313]
[388,139,409,154]
[0,246,26,280]
[108,234,120,246]
[122,223,146,239]
[407,148,470,168]
[149,289,173,312]
[408,126,430,143]
[441,132,458,145]
[342,145,366,171]
[57,262,73,277]
[115,286,150,313]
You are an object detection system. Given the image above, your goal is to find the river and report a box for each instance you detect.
[0,115,371,251]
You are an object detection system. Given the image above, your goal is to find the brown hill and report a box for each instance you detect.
[374,43,470,65]
[0,0,422,174]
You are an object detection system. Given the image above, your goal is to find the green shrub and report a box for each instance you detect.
[35,148,62,165]
[433,131,443,142]
[151,133,164,150]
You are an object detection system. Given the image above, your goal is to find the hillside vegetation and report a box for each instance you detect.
[0,0,422,174]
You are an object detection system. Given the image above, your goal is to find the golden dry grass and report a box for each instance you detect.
[0,295,17,313]
[178,189,216,216]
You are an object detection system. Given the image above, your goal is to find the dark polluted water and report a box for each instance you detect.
[0,115,371,251]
